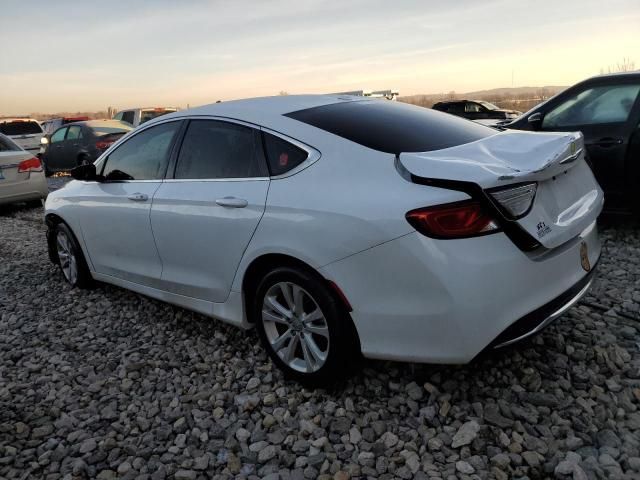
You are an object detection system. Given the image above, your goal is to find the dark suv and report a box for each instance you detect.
[505,72,640,210]
[432,100,521,121]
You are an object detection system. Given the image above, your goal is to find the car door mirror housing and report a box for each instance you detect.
[527,112,543,129]
[70,163,98,181]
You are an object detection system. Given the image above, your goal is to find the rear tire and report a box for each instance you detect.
[52,222,92,289]
[43,160,52,177]
[77,154,90,167]
[253,266,359,387]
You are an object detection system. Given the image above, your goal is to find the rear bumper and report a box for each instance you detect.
[320,220,600,364]
[0,174,48,205]
[489,261,597,349]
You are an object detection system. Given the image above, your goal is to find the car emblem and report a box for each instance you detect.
[580,241,590,272]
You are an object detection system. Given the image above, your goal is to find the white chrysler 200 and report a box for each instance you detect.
[45,96,603,385]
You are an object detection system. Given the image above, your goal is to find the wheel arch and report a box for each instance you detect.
[241,253,353,324]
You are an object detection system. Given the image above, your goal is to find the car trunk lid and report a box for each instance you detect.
[0,150,34,184]
[399,130,604,249]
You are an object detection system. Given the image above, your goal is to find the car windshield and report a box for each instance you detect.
[140,109,176,124]
[0,121,43,136]
[479,101,499,110]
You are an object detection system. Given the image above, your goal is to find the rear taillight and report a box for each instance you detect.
[95,140,114,150]
[18,157,43,173]
[406,201,499,239]
[488,182,537,219]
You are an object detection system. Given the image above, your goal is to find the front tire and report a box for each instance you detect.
[254,266,359,387]
[53,223,92,288]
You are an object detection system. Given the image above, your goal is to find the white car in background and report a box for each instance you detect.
[113,107,178,128]
[0,118,45,155]
[0,133,48,206]
[44,96,603,385]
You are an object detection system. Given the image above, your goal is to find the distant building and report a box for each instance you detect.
[333,89,399,100]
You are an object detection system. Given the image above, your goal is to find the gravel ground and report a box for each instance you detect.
[0,204,639,480]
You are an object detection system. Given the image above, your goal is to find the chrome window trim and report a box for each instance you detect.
[260,126,321,180]
[94,118,183,179]
[167,115,321,181]
[94,114,322,182]
[162,177,270,183]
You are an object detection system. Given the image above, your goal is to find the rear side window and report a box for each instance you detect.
[140,109,176,125]
[285,100,494,154]
[102,121,180,180]
[66,126,82,140]
[0,121,43,136]
[262,132,308,176]
[121,111,135,125]
[174,120,267,179]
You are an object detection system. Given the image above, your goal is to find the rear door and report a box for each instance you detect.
[540,81,640,197]
[150,118,269,302]
[77,120,182,285]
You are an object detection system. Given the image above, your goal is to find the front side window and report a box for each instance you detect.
[174,120,267,179]
[101,121,180,181]
[465,103,483,113]
[543,84,640,128]
[51,128,67,144]
[66,126,82,140]
[262,132,308,176]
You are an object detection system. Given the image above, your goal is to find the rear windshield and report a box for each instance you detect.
[285,100,495,154]
[0,135,21,152]
[0,121,43,136]
[140,109,176,125]
[91,126,132,137]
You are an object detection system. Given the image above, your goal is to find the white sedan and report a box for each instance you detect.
[0,133,48,206]
[44,96,603,385]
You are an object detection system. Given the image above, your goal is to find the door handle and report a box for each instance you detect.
[594,137,623,147]
[215,196,248,208]
[127,193,148,202]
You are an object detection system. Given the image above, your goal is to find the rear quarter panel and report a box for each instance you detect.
[230,120,468,291]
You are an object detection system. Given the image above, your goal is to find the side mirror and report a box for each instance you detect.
[70,163,98,181]
[527,112,543,130]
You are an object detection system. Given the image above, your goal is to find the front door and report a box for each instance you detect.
[540,82,640,198]
[46,127,68,171]
[151,119,270,302]
[77,120,182,286]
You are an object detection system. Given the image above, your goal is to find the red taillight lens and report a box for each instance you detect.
[95,140,114,150]
[18,157,43,173]
[406,201,500,239]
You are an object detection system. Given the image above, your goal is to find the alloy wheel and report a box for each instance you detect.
[262,281,330,373]
[56,231,78,284]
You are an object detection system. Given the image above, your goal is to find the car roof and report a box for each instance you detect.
[150,95,367,127]
[584,70,640,81]
[117,107,178,112]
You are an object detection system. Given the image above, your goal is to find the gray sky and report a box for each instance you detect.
[1,0,638,114]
